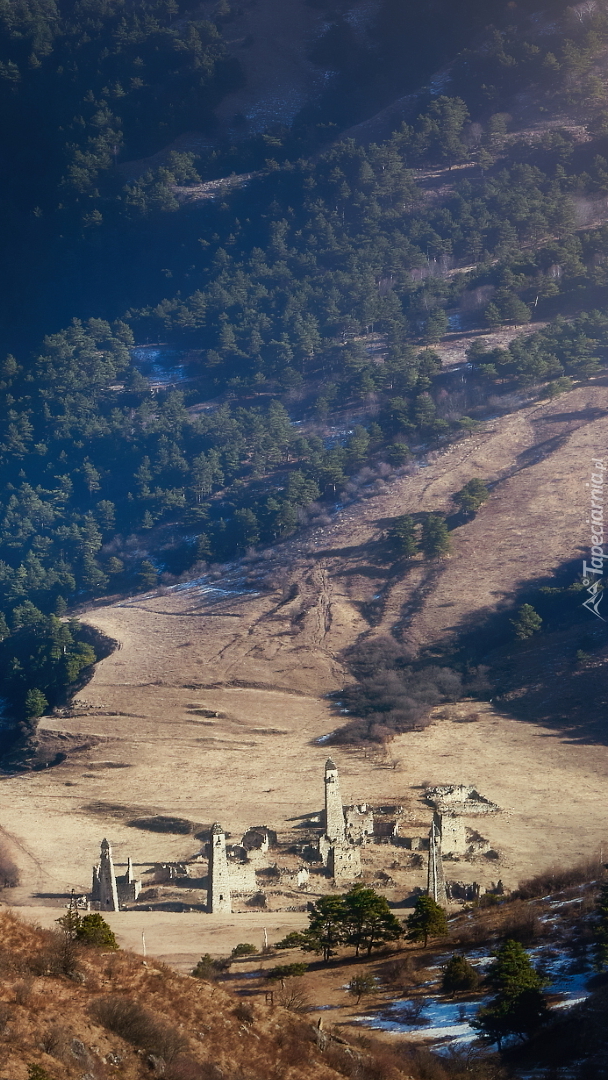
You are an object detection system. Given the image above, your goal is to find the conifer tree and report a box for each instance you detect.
[406,896,448,947]
[343,884,403,956]
[471,939,548,1048]
[392,514,418,556]
[511,604,542,640]
[24,688,48,720]
[421,514,451,558]
[454,478,490,516]
[442,954,480,995]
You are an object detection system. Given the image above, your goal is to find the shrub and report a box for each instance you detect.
[498,903,544,946]
[267,963,309,981]
[90,995,188,1062]
[75,913,118,949]
[128,816,199,835]
[27,1067,52,1080]
[441,954,480,995]
[231,943,257,958]
[0,843,19,888]
[232,1002,255,1024]
[275,978,310,1013]
[13,977,34,1005]
[347,973,378,1004]
[515,859,603,900]
[380,955,429,989]
[191,954,230,980]
[39,1024,70,1057]
[333,635,463,744]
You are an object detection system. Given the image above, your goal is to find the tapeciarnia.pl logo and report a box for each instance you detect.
[582,458,606,620]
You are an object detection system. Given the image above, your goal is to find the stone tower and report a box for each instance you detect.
[324,758,345,842]
[208,823,232,914]
[427,816,447,905]
[94,838,120,912]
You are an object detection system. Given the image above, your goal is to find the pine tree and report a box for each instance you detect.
[471,939,548,1048]
[392,514,418,556]
[406,896,448,947]
[442,954,480,995]
[24,688,48,719]
[421,514,451,558]
[76,913,118,948]
[424,309,449,344]
[501,294,531,327]
[511,604,542,640]
[138,560,158,590]
[484,302,503,328]
[454,478,489,516]
[343,884,403,956]
[306,896,348,962]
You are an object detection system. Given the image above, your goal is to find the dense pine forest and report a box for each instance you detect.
[4,0,608,734]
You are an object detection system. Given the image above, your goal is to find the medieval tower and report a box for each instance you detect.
[208,823,232,914]
[324,758,346,842]
[92,838,120,911]
[427,815,447,905]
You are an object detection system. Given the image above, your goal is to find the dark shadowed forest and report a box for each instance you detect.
[4,0,608,736]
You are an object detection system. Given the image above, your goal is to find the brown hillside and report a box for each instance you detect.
[0,909,393,1080]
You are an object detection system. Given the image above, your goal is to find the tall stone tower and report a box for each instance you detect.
[427,816,447,905]
[95,838,120,912]
[324,758,345,842]
[208,823,232,914]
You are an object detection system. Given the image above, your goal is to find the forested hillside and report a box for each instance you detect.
[4,0,608,738]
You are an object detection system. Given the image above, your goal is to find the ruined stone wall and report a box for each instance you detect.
[328,843,362,882]
[345,805,374,842]
[427,785,500,815]
[278,867,309,889]
[228,866,258,894]
[438,814,467,856]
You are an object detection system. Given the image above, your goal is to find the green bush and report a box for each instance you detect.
[231,943,257,958]
[406,896,448,947]
[441,954,480,995]
[75,913,118,949]
[511,603,542,640]
[266,963,309,981]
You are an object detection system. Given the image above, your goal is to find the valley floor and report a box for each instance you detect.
[2,381,608,954]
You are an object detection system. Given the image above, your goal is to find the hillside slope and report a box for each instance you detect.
[0,375,605,927]
[0,910,374,1080]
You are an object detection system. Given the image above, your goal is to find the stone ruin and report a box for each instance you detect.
[425,784,500,815]
[90,839,141,912]
[422,786,501,903]
[88,766,502,915]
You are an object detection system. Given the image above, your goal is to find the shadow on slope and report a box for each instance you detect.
[434,555,608,745]
[329,549,608,747]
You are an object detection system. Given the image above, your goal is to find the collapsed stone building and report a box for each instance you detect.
[90,839,141,912]
[89,761,500,915]
[204,759,501,912]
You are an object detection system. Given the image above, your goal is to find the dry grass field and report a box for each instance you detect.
[2,379,608,967]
